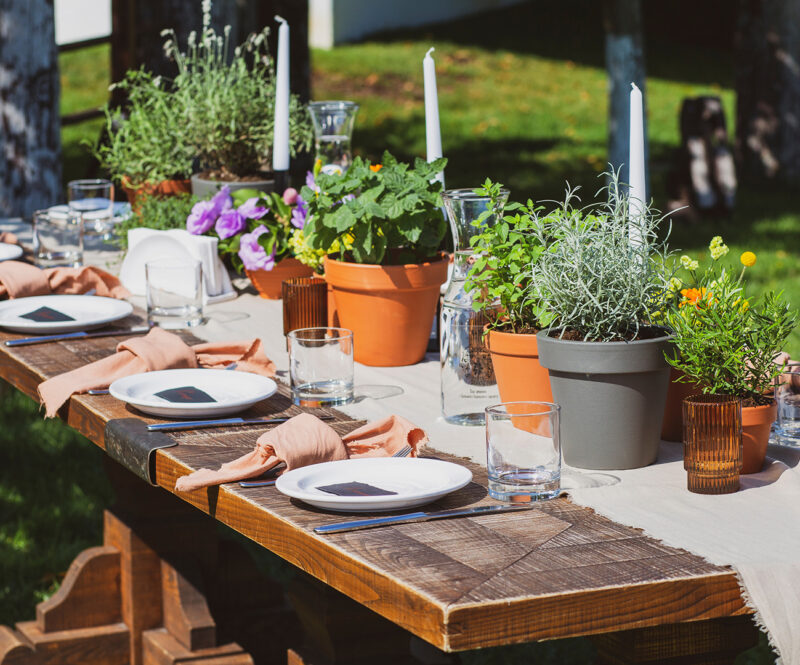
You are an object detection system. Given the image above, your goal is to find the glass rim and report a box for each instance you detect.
[485,401,560,417]
[287,326,353,341]
[442,188,510,201]
[33,208,80,221]
[144,257,201,269]
[67,178,113,187]
[309,100,359,110]
[684,394,742,405]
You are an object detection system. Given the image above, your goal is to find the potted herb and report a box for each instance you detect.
[163,11,313,197]
[533,177,674,469]
[302,152,449,366]
[186,185,314,298]
[664,239,796,473]
[465,180,554,406]
[93,70,194,210]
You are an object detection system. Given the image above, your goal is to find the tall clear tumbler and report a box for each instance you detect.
[485,402,561,502]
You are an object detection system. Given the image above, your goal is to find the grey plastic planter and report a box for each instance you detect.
[191,173,274,199]
[536,328,671,470]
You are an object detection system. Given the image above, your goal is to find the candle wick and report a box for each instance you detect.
[426,47,435,58]
[274,15,287,25]
[630,81,640,92]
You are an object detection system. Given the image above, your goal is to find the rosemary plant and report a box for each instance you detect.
[530,173,673,342]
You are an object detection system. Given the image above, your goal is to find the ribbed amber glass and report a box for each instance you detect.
[682,394,742,494]
[282,277,328,336]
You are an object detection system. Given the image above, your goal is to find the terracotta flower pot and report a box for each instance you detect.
[120,176,192,213]
[487,329,553,405]
[246,258,314,299]
[323,254,448,367]
[661,369,704,442]
[741,400,777,474]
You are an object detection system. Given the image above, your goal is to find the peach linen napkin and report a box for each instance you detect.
[174,413,428,492]
[0,260,130,299]
[38,327,276,417]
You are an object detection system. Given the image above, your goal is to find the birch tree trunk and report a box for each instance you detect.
[0,0,62,217]
[604,0,648,191]
[736,0,800,184]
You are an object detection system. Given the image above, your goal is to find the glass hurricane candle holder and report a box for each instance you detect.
[682,394,742,494]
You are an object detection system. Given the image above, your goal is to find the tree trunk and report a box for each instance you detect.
[0,0,62,218]
[736,0,800,184]
[604,0,648,192]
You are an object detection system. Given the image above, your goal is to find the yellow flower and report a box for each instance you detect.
[709,236,729,260]
[668,277,683,293]
[741,251,756,267]
[680,255,699,271]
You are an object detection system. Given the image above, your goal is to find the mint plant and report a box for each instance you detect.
[302,151,448,265]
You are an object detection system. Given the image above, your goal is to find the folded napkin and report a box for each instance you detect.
[38,327,275,417]
[174,413,428,492]
[0,260,129,300]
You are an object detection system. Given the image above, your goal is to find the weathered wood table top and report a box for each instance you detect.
[0,319,749,653]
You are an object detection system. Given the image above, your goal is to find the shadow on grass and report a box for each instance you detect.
[359,0,734,87]
[0,385,112,624]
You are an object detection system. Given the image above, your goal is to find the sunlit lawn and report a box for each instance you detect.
[2,4,791,662]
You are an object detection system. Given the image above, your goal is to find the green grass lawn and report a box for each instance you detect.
[3,3,792,661]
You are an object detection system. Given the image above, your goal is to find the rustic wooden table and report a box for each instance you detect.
[0,318,758,665]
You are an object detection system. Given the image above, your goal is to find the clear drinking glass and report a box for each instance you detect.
[32,209,83,267]
[308,101,359,175]
[288,327,354,406]
[440,188,508,425]
[683,394,742,494]
[67,179,114,238]
[775,362,800,446]
[145,259,203,329]
[485,402,561,502]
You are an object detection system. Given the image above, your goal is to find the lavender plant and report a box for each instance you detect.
[162,1,313,179]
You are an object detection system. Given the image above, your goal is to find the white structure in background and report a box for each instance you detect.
[309,0,525,49]
[54,0,111,45]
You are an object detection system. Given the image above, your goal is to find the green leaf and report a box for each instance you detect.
[327,204,357,232]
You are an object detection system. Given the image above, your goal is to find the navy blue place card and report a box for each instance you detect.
[316,481,398,497]
[20,306,76,322]
[154,386,217,403]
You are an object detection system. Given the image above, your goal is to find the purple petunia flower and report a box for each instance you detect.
[238,197,269,220]
[215,208,246,239]
[305,171,316,189]
[210,185,233,216]
[291,195,308,229]
[238,225,276,271]
[282,187,298,206]
[186,199,217,235]
[186,185,233,235]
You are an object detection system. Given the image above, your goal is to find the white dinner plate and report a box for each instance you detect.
[109,368,278,418]
[275,457,473,513]
[0,295,133,334]
[0,243,23,262]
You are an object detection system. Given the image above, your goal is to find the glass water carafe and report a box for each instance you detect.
[440,188,508,425]
[308,101,359,175]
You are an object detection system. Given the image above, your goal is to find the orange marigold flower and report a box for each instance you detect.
[369,164,383,172]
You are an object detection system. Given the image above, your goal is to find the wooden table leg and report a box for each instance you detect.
[593,616,761,665]
[286,573,457,665]
[0,460,298,665]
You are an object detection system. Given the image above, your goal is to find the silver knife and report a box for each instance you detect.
[147,414,335,432]
[5,326,150,347]
[313,504,534,535]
